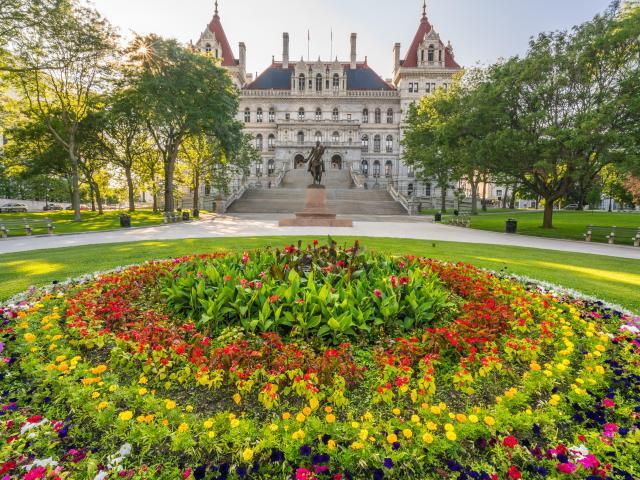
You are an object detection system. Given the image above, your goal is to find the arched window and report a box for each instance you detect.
[385,160,393,177]
[408,183,414,196]
[332,108,339,121]
[268,134,276,151]
[386,109,394,124]
[408,164,415,178]
[244,108,250,123]
[268,159,275,175]
[255,162,263,177]
[333,73,340,88]
[373,134,381,152]
[256,108,263,123]
[374,108,381,124]
[373,160,381,177]
[298,108,305,120]
[428,45,434,62]
[268,108,275,123]
[421,50,424,63]
[205,43,212,55]
[298,74,306,91]
[425,183,432,196]
[297,131,305,144]
[361,135,369,152]
[332,131,339,143]
[385,135,393,153]
[361,160,369,176]
[315,131,322,143]
[255,134,263,150]
[315,108,322,121]
[316,74,323,91]
[362,108,369,124]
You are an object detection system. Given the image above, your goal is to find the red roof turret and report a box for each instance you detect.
[206,3,237,67]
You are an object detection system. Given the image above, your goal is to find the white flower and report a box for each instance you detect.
[119,443,132,456]
[94,472,108,480]
[25,457,58,470]
[621,325,639,334]
[20,418,48,434]
[569,444,589,460]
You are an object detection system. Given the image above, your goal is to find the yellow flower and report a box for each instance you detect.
[282,412,291,420]
[204,420,214,429]
[233,393,241,405]
[91,391,100,399]
[138,388,148,396]
[350,441,364,450]
[411,414,421,424]
[422,432,434,444]
[186,405,193,413]
[230,418,240,428]
[24,333,36,343]
[242,448,254,462]
[359,429,369,441]
[324,406,333,414]
[468,415,479,424]
[138,376,148,384]
[326,414,336,424]
[392,408,401,416]
[386,433,398,444]
[302,407,312,417]
[177,423,189,433]
[402,429,413,439]
[444,423,454,432]
[91,365,107,375]
[455,413,467,423]
[595,365,605,375]
[426,421,437,431]
[144,414,154,423]
[136,415,146,423]
[595,344,606,352]
[530,361,541,371]
[292,429,305,440]
[97,401,108,411]
[165,399,176,410]
[108,385,117,392]
[363,411,373,422]
[310,397,319,410]
[430,405,441,415]
[296,413,306,423]
[445,430,457,441]
[162,419,169,427]
[118,411,133,422]
[351,421,360,429]
[484,416,495,427]
[269,423,278,432]
[327,439,336,450]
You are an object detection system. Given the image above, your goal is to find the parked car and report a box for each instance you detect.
[0,203,28,213]
[43,204,63,211]
[563,204,580,210]
[65,205,89,211]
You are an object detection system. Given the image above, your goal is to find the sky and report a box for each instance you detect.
[88,0,612,79]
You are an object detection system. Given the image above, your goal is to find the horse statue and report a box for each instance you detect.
[306,141,326,186]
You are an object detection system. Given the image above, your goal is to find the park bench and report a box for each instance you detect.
[449,210,471,228]
[583,225,640,246]
[0,218,55,238]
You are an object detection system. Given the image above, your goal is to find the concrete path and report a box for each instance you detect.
[1,214,639,259]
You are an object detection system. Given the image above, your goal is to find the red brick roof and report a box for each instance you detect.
[207,12,236,67]
[402,13,460,69]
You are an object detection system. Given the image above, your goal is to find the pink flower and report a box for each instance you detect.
[390,276,397,288]
[24,468,47,480]
[556,463,577,474]
[374,289,382,299]
[602,398,615,409]
[296,468,316,480]
[603,423,618,438]
[183,468,191,479]
[399,276,409,285]
[578,454,600,470]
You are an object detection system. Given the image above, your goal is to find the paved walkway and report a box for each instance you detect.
[0,214,639,259]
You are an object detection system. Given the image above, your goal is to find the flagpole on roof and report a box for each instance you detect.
[307,29,310,62]
[330,28,333,62]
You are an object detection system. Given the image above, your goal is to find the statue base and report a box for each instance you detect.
[279,187,353,227]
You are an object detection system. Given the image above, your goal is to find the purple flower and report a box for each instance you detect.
[300,444,311,456]
[383,458,393,469]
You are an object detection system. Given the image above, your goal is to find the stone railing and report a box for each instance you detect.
[349,165,365,189]
[215,180,248,214]
[387,181,419,216]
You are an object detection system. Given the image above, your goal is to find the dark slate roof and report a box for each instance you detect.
[245,65,293,90]
[244,62,394,91]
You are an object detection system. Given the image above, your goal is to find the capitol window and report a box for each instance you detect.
[268,134,276,151]
[385,135,393,153]
[268,108,275,123]
[333,73,340,88]
[255,134,263,150]
[205,43,212,55]
[316,74,323,91]
[297,131,305,144]
[332,108,339,121]
[298,74,306,91]
[374,108,381,124]
[315,131,322,143]
[332,131,339,143]
[385,160,393,177]
[373,134,381,152]
[315,108,322,121]
[244,108,250,123]
[428,45,434,62]
[256,108,263,123]
[298,108,305,120]
[387,109,394,124]
[362,109,369,123]
[361,135,369,152]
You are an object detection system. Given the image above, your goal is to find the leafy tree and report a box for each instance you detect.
[10,0,117,220]
[124,35,242,212]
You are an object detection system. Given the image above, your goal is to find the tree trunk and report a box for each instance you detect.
[69,147,82,222]
[470,180,478,215]
[193,173,200,211]
[152,191,158,213]
[164,149,177,213]
[125,166,135,212]
[502,186,509,209]
[440,184,447,213]
[543,199,554,229]
[89,183,96,212]
[481,180,487,212]
[90,179,104,215]
[509,187,517,210]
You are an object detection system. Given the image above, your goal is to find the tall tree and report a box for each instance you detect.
[11,1,117,221]
[125,35,242,212]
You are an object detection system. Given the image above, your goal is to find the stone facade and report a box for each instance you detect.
[191,2,462,202]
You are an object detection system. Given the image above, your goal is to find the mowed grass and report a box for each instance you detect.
[0,236,638,313]
[0,209,167,236]
[469,211,640,244]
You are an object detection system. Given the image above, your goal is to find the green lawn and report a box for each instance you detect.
[0,209,169,236]
[1,236,638,313]
[468,211,640,244]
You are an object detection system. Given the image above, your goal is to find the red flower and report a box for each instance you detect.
[508,465,521,479]
[503,435,518,449]
[399,276,409,285]
[374,289,382,299]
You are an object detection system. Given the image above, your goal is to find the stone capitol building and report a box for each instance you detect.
[188,1,465,214]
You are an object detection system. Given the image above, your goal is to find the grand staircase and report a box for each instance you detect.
[227,169,407,216]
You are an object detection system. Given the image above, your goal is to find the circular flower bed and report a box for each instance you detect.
[1,240,639,480]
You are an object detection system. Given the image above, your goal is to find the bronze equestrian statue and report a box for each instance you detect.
[306,141,326,186]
